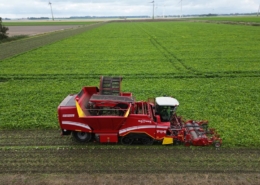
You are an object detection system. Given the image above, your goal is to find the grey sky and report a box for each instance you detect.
[0,0,259,18]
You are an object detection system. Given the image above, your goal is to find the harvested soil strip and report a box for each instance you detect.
[7,25,82,37]
[0,147,260,174]
[1,173,259,185]
[0,22,106,61]
[0,130,74,146]
[0,130,260,174]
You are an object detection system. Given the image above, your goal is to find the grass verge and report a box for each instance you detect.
[0,35,29,44]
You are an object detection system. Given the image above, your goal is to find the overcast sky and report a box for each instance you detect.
[0,0,259,19]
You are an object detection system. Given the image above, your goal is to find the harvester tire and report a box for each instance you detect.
[214,141,221,148]
[121,136,133,145]
[72,131,92,143]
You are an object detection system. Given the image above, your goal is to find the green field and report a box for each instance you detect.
[0,21,260,147]
[193,16,260,22]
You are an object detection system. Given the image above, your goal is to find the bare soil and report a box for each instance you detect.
[0,173,259,185]
[0,130,259,184]
[7,25,82,37]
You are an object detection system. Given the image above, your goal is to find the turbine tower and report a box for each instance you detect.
[150,1,155,19]
[49,1,54,21]
[163,5,165,18]
[179,0,183,18]
[257,4,260,17]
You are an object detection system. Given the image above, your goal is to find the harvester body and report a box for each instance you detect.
[58,76,222,147]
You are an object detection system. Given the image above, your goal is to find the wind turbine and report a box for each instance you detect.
[149,1,155,19]
[179,0,183,18]
[49,1,54,21]
[155,3,158,18]
[257,4,260,17]
[163,4,165,18]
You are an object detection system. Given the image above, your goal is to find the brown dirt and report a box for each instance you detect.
[0,173,259,185]
[0,130,259,184]
[0,130,260,174]
[7,25,83,37]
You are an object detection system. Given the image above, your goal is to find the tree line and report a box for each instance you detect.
[0,17,9,40]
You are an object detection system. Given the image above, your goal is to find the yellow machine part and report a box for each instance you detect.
[162,137,173,145]
[124,106,131,117]
[76,100,86,117]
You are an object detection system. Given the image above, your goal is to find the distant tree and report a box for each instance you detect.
[0,17,9,40]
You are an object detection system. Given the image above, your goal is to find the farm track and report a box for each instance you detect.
[0,22,106,61]
[0,130,260,174]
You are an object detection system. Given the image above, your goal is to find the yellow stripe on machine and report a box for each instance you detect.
[124,104,131,117]
[75,100,86,117]
[162,137,173,145]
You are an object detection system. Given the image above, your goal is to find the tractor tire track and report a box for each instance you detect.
[135,23,196,73]
[149,37,196,73]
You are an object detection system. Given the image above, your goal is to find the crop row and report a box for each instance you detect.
[0,147,259,173]
[1,22,259,75]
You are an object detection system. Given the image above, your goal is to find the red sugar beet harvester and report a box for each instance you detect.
[58,76,222,147]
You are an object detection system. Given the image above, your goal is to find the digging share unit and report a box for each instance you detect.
[58,76,222,147]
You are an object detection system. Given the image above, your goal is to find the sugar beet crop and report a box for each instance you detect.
[0,21,260,147]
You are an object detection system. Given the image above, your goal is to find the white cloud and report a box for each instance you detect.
[0,0,259,18]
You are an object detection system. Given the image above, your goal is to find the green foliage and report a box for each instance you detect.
[193,16,260,23]
[0,17,9,39]
[0,35,29,44]
[0,21,260,147]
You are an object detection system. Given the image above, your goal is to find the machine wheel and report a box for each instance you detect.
[141,137,154,145]
[214,141,221,148]
[72,131,92,143]
[121,136,133,145]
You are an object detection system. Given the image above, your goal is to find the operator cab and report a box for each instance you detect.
[155,97,179,122]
